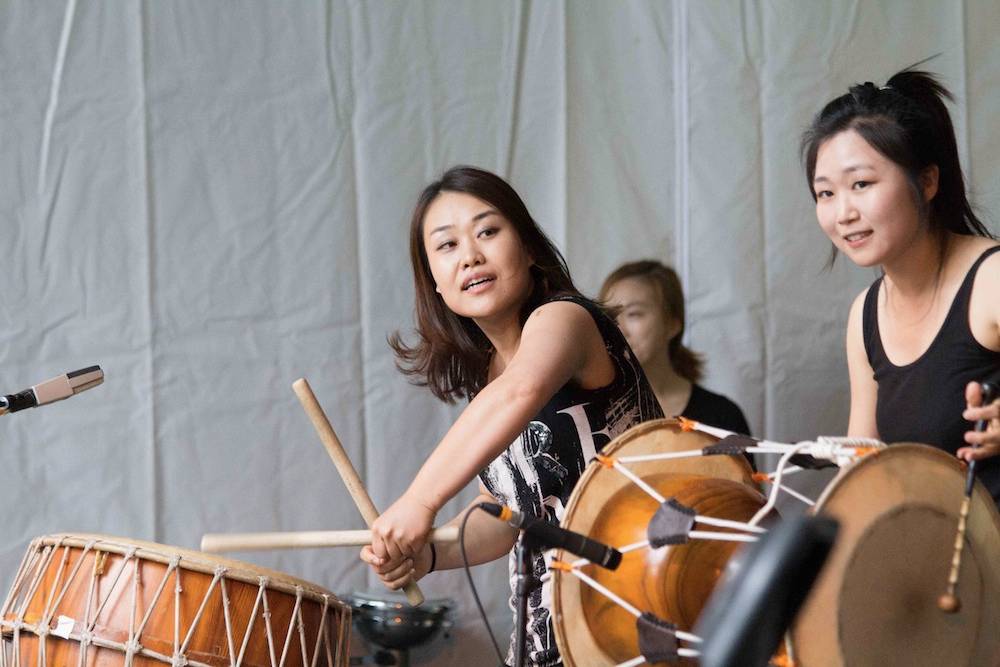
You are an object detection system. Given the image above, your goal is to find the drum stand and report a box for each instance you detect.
[513,534,542,667]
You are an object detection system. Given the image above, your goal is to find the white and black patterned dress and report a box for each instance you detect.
[478,295,663,667]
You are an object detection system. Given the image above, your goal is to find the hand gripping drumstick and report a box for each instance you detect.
[939,381,997,613]
[292,378,426,606]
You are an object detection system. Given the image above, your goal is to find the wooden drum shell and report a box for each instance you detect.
[1,535,350,667]
[552,418,764,666]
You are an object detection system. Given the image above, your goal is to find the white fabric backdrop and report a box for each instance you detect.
[2,2,998,663]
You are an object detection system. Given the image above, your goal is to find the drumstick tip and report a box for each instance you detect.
[937,593,960,613]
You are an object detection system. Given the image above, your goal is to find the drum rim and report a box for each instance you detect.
[29,533,346,607]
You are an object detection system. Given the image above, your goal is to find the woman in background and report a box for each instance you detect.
[600,260,751,436]
[802,66,1000,501]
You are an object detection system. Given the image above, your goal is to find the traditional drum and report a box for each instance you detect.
[0,535,350,667]
[551,418,766,666]
[792,444,1000,667]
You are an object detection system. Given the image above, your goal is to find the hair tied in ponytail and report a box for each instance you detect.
[850,81,880,105]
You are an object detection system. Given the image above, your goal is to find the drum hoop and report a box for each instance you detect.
[31,534,344,607]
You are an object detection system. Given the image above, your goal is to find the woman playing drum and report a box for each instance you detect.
[802,66,1000,502]
[359,166,663,666]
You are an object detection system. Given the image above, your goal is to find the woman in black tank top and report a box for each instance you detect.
[802,66,1000,502]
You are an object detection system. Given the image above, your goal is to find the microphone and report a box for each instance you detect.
[0,366,104,415]
[479,502,622,570]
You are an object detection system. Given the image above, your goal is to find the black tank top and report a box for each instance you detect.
[479,294,664,667]
[863,245,1000,502]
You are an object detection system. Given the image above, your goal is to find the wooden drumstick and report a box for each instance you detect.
[292,378,426,606]
[201,526,460,553]
[939,381,997,613]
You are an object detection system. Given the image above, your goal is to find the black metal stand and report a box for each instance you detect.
[512,534,539,667]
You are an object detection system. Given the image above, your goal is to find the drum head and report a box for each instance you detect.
[552,419,759,666]
[792,444,1000,667]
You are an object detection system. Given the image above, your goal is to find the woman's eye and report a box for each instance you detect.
[815,189,833,199]
[436,240,456,251]
[478,227,498,238]
[852,180,871,190]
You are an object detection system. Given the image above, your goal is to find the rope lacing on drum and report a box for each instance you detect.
[177,567,225,660]
[260,579,278,667]
[591,453,764,545]
[549,560,702,665]
[308,596,331,667]
[234,579,268,667]
[276,587,305,667]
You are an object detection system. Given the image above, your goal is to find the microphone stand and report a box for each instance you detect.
[513,533,541,667]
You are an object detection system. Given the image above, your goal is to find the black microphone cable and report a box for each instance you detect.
[459,504,506,666]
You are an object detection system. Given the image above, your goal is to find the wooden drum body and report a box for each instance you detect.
[552,419,765,666]
[0,535,350,667]
[792,445,1000,667]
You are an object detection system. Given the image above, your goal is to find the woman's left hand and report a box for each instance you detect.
[369,494,436,566]
[957,381,1000,462]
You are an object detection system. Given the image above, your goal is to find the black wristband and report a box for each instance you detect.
[428,542,437,574]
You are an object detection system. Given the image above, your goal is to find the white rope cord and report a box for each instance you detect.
[3,542,42,619]
[45,543,97,627]
[38,544,70,631]
[610,460,666,504]
[172,567,182,665]
[234,580,266,667]
[261,580,278,667]
[14,546,53,625]
[771,481,816,506]
[689,530,758,543]
[4,547,42,667]
[607,459,765,540]
[124,558,140,667]
[562,566,643,618]
[89,548,137,629]
[135,558,180,649]
[325,618,338,667]
[308,597,330,667]
[617,450,706,464]
[615,649,701,667]
[683,420,732,440]
[749,442,811,527]
[219,579,236,667]
[178,567,226,657]
[77,545,102,667]
[695,515,767,534]
[765,464,802,477]
[557,566,703,664]
[296,594,310,667]
[539,540,651,585]
[276,588,304,667]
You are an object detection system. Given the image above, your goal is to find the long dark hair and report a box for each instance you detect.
[599,260,704,384]
[801,64,993,264]
[390,166,582,402]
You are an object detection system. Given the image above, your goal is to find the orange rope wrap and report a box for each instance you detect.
[677,416,697,432]
[595,454,615,468]
[548,560,573,573]
[752,472,770,483]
